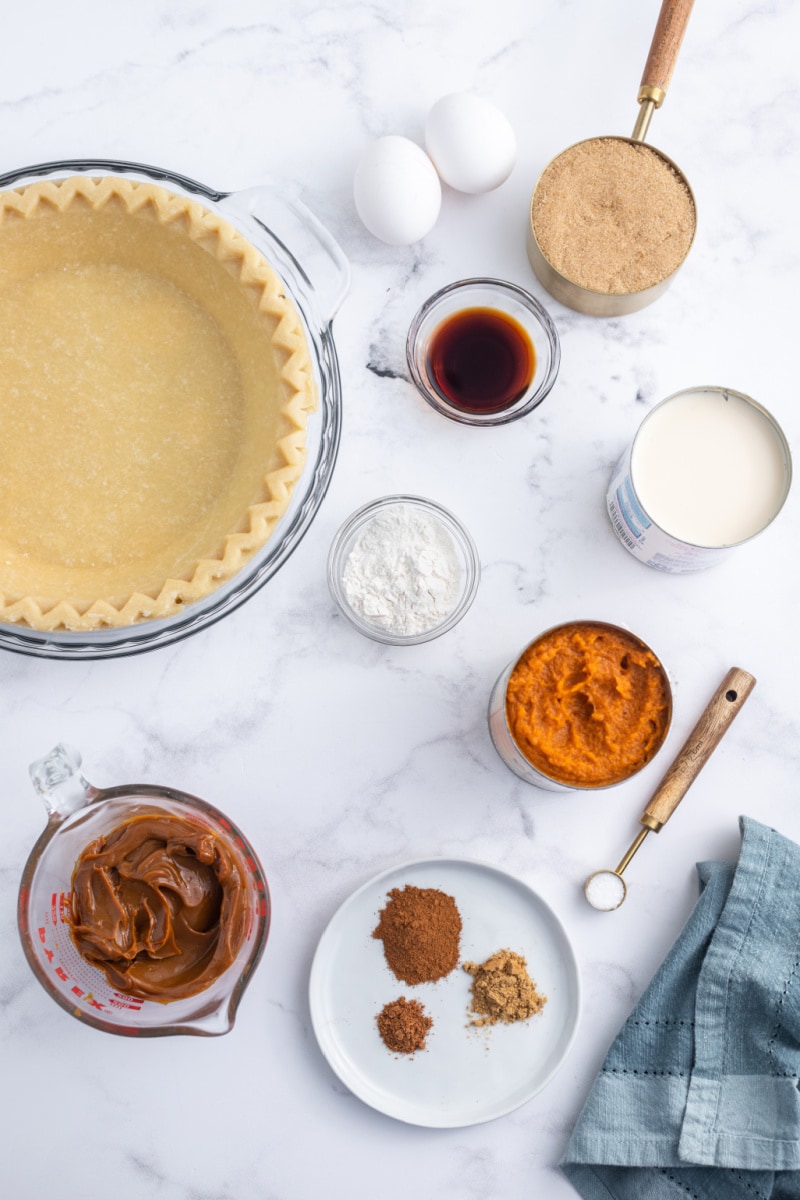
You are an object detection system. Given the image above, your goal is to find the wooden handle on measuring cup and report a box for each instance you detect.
[640,667,756,832]
[640,0,695,100]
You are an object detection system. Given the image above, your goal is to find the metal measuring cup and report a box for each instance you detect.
[527,0,696,316]
[585,667,756,910]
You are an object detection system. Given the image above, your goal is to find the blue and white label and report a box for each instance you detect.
[606,446,730,574]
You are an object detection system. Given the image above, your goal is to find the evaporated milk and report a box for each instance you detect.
[607,386,792,572]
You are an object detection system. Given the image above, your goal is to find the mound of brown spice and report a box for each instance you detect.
[372,884,462,984]
[463,949,547,1028]
[376,996,433,1055]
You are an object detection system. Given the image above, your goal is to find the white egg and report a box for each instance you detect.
[353,135,442,246]
[424,92,517,194]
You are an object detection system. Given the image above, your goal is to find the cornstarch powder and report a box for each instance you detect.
[342,503,462,636]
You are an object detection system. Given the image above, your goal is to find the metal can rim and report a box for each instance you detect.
[489,619,673,792]
[628,385,793,551]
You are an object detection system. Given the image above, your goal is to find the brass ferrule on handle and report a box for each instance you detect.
[632,87,667,142]
[632,0,695,141]
[640,0,695,96]
[638,84,667,109]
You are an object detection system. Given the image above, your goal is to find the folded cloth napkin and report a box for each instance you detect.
[562,816,800,1200]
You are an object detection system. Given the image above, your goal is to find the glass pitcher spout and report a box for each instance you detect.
[29,743,99,819]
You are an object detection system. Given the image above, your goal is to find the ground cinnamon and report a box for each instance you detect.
[376,996,432,1054]
[372,884,462,984]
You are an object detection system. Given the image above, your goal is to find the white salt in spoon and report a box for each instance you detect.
[584,667,756,911]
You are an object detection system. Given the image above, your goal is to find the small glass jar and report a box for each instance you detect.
[406,277,561,426]
[327,495,480,645]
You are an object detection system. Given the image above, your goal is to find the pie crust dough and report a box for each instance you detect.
[0,175,316,631]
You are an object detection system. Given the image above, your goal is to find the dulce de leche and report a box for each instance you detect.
[69,809,249,1001]
[505,621,671,788]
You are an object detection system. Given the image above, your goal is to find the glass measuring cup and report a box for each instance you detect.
[17,745,270,1036]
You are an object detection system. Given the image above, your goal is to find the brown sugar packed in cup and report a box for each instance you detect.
[372,884,462,984]
[376,996,433,1054]
[531,138,695,295]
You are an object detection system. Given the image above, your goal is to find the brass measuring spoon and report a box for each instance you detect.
[528,0,697,316]
[584,667,756,911]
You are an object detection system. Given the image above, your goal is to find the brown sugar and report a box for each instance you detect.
[372,884,462,984]
[463,949,547,1027]
[376,996,433,1054]
[531,137,695,294]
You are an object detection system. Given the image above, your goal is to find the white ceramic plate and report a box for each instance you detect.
[308,857,581,1127]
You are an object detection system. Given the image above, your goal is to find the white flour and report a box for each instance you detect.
[342,503,462,636]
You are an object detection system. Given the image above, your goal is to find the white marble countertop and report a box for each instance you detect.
[2,2,799,1197]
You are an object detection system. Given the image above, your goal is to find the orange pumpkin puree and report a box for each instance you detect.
[505,622,671,787]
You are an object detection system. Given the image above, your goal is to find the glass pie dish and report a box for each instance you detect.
[0,158,350,659]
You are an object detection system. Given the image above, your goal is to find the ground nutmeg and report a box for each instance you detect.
[376,996,433,1054]
[372,884,462,984]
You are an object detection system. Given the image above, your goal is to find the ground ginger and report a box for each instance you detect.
[463,949,547,1028]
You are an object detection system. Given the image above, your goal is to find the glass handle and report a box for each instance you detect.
[29,744,98,819]
[219,186,351,327]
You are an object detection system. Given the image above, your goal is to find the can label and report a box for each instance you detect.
[606,444,728,573]
[487,662,570,791]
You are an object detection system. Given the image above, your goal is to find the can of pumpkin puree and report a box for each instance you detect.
[488,620,672,792]
[606,386,792,573]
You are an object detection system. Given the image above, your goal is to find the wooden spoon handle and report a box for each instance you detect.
[641,667,756,830]
[640,0,695,98]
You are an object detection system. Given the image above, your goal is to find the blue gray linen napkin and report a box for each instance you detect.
[562,816,800,1199]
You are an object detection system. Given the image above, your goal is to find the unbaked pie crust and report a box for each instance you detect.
[0,175,316,631]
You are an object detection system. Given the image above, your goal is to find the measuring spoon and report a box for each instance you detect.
[528,0,697,315]
[584,667,756,911]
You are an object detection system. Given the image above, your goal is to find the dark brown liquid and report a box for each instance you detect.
[426,307,536,415]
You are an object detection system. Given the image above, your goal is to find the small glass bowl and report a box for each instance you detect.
[406,277,561,426]
[327,495,480,645]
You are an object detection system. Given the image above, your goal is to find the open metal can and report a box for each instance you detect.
[607,386,792,572]
[488,620,672,792]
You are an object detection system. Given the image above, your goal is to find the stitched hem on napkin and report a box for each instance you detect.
[561,1163,786,1200]
[563,1072,800,1169]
